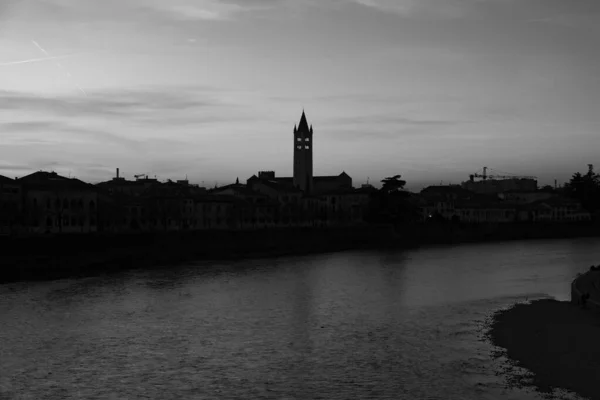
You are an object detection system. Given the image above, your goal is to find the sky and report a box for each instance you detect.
[0,0,599,190]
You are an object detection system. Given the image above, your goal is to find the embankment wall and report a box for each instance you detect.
[0,224,397,284]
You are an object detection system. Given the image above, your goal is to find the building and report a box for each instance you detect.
[249,111,352,195]
[498,191,555,204]
[462,177,538,194]
[96,168,160,197]
[293,111,313,193]
[419,185,517,223]
[18,171,98,234]
[516,197,591,223]
[0,175,22,234]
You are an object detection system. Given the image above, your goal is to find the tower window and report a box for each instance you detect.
[305,137,310,142]
[297,138,302,142]
[297,145,302,150]
[305,145,310,149]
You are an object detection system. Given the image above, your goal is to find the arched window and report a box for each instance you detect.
[305,137,310,142]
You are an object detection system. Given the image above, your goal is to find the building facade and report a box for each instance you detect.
[18,171,98,234]
[0,175,22,234]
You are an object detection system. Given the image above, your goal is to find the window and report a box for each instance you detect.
[297,145,302,150]
[297,137,301,142]
[89,200,96,210]
[305,137,310,142]
[305,146,310,149]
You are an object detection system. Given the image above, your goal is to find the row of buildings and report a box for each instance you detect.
[0,112,594,235]
[0,169,373,235]
[415,185,592,224]
[0,170,593,236]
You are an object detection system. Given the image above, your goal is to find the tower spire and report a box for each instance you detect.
[298,110,309,132]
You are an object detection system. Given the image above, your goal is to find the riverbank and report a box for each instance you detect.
[1,222,599,285]
[487,299,600,400]
[394,221,600,245]
[0,225,398,284]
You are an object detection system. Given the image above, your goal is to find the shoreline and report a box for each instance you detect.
[487,268,600,400]
[0,225,399,284]
[487,298,600,400]
[1,223,599,285]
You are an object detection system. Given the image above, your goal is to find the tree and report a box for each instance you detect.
[368,174,420,225]
[564,166,600,213]
[381,175,407,194]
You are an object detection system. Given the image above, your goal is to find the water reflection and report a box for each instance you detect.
[1,237,599,399]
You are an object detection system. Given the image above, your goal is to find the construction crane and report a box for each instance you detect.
[469,166,537,181]
[134,174,147,180]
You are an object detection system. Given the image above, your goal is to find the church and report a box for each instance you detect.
[247,111,352,195]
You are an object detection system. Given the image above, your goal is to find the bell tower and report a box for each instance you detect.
[293,110,313,194]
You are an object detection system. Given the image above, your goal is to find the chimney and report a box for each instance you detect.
[116,168,120,179]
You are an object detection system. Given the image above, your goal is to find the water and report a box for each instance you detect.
[2,237,600,399]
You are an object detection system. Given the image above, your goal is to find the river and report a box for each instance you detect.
[2,237,600,399]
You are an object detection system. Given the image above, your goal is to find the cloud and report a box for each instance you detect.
[0,120,143,147]
[150,1,244,21]
[347,0,472,19]
[346,0,600,23]
[21,0,278,26]
[0,163,34,173]
[325,114,469,128]
[0,85,249,127]
[315,113,475,142]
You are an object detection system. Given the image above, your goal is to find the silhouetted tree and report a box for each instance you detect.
[369,174,419,225]
[381,175,407,194]
[564,166,600,214]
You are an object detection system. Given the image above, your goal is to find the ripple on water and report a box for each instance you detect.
[2,239,600,399]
